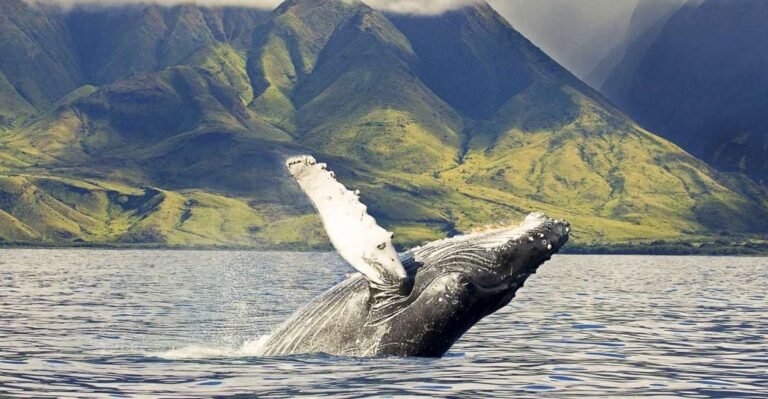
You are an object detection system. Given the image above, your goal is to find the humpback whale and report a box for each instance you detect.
[258,156,570,358]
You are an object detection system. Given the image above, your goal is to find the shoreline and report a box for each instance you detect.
[1,241,766,256]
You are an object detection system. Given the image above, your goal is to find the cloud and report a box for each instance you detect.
[26,0,480,14]
[364,0,480,14]
[26,0,281,8]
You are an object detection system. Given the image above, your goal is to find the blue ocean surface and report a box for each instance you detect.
[0,250,766,398]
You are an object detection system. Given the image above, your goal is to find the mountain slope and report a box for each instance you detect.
[0,70,36,130]
[599,0,768,184]
[0,0,271,127]
[380,3,768,240]
[248,0,463,172]
[0,0,766,248]
[0,0,81,111]
[0,174,326,247]
[67,4,270,85]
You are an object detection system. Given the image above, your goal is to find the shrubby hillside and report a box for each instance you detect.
[1,0,766,248]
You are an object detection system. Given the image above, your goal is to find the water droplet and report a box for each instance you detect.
[547,244,552,250]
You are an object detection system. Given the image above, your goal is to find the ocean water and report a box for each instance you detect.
[0,250,766,398]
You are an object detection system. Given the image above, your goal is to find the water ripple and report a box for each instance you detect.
[0,250,766,398]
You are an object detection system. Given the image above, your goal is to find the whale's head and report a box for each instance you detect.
[380,213,570,356]
[406,212,570,313]
[474,213,570,300]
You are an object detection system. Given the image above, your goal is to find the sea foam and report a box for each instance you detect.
[151,335,272,360]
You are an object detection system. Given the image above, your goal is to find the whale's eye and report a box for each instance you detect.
[377,243,386,250]
[541,239,548,245]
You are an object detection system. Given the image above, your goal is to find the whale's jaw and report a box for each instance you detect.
[491,213,570,277]
[478,214,570,313]
[406,212,570,292]
[359,213,570,357]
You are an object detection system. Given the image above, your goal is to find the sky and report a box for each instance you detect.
[27,0,654,82]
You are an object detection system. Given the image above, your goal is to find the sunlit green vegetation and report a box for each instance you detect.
[0,0,765,253]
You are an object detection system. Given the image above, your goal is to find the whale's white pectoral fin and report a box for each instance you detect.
[286,156,408,287]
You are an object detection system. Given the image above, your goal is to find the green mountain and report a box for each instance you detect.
[0,0,79,115]
[0,0,766,249]
[249,0,464,172]
[598,0,768,185]
[384,4,768,240]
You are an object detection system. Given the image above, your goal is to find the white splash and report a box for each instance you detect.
[474,212,549,249]
[151,335,271,360]
[411,212,550,254]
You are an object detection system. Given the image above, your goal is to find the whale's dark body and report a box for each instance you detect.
[258,156,570,358]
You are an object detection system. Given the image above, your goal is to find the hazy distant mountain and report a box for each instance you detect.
[599,0,768,185]
[587,0,687,90]
[489,0,640,86]
[0,0,766,248]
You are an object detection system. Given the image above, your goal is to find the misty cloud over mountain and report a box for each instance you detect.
[24,0,669,83]
[494,0,643,83]
[25,0,482,14]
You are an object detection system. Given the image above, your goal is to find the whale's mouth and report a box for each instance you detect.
[479,218,569,313]
[394,212,570,319]
[474,214,570,292]
[502,214,569,261]
[473,272,525,296]
[408,212,570,293]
